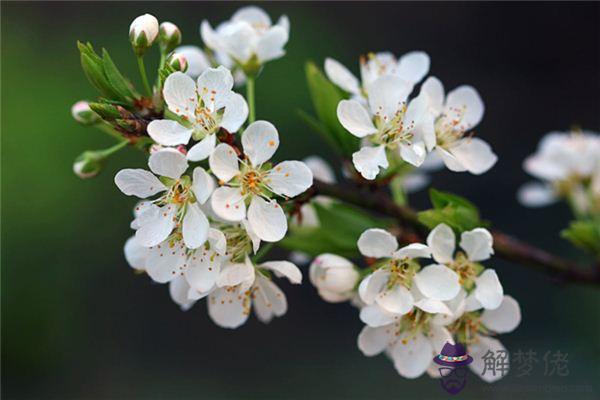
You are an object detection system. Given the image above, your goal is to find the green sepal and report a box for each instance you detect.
[561,217,600,258]
[89,102,121,120]
[418,188,487,233]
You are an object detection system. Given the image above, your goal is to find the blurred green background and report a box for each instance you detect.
[2,2,599,399]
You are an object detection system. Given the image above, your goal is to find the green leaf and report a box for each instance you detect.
[101,49,137,100]
[561,217,600,258]
[429,188,477,211]
[418,189,485,233]
[303,61,359,156]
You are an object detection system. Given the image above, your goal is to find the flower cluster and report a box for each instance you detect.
[310,224,520,381]
[518,130,600,215]
[328,53,497,180]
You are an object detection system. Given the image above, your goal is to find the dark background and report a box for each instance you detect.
[2,2,599,399]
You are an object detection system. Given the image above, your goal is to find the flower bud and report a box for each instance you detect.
[310,254,359,303]
[167,53,188,72]
[71,101,100,125]
[158,22,182,53]
[73,150,103,179]
[129,14,159,56]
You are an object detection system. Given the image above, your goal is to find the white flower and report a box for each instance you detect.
[427,223,503,310]
[114,149,213,249]
[356,228,460,324]
[172,46,211,78]
[337,75,435,179]
[518,130,600,212]
[147,67,248,161]
[418,76,497,175]
[208,257,302,329]
[209,120,313,242]
[201,6,289,69]
[158,22,181,52]
[325,51,430,99]
[310,254,359,302]
[129,14,159,54]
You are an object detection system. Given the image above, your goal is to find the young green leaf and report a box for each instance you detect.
[561,217,600,258]
[101,49,137,101]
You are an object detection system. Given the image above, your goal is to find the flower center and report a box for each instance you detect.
[374,103,415,149]
[435,107,469,149]
[448,252,482,289]
[219,224,253,263]
[448,311,487,345]
[385,257,419,289]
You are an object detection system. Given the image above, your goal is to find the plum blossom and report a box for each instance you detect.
[114,149,212,249]
[518,130,600,214]
[310,254,359,302]
[147,67,248,161]
[337,75,436,179]
[209,120,313,242]
[325,51,430,99]
[418,77,497,175]
[201,6,289,71]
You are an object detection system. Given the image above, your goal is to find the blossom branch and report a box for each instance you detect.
[312,179,600,287]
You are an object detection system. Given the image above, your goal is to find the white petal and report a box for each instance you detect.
[174,45,210,78]
[200,20,219,50]
[480,295,521,333]
[419,76,445,116]
[414,298,452,316]
[427,325,454,354]
[208,228,227,255]
[445,85,484,129]
[221,92,248,133]
[145,241,187,283]
[114,169,166,198]
[460,228,494,262]
[391,333,434,379]
[124,236,148,270]
[216,259,255,288]
[357,325,392,356]
[242,219,261,253]
[208,143,240,182]
[256,26,288,63]
[393,243,431,260]
[448,138,497,175]
[357,228,398,258]
[260,261,302,284]
[352,145,389,180]
[184,250,220,293]
[218,22,255,64]
[191,166,215,204]
[186,134,216,162]
[517,182,557,207]
[469,336,508,383]
[464,294,483,312]
[303,156,336,184]
[474,269,504,310]
[210,186,246,221]
[432,289,467,326]
[182,203,209,249]
[399,141,426,167]
[414,264,460,301]
[266,160,313,197]
[396,51,430,84]
[359,304,396,327]
[163,72,197,120]
[437,147,467,172]
[208,287,249,329]
[426,223,456,264]
[196,66,234,111]
[241,120,279,166]
[376,284,414,315]
[325,58,360,94]
[148,149,188,179]
[247,197,287,242]
[253,275,288,323]
[169,276,195,311]
[147,120,192,146]
[402,173,430,194]
[135,205,177,247]
[358,269,390,305]
[232,5,271,25]
[368,75,412,120]
[337,100,377,138]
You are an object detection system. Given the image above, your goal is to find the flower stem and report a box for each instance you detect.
[252,242,275,264]
[137,55,153,97]
[246,76,256,123]
[98,139,129,157]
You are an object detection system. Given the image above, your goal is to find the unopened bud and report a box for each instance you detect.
[129,14,159,56]
[167,53,188,72]
[159,22,182,53]
[73,150,103,179]
[310,254,359,303]
[71,101,100,125]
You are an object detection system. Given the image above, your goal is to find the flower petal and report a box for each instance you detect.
[186,134,216,162]
[216,259,255,288]
[337,99,377,138]
[247,197,287,242]
[241,219,261,253]
[427,325,454,353]
[399,141,426,167]
[191,166,215,205]
[196,66,234,111]
[114,169,166,198]
[517,181,557,207]
[211,186,246,221]
[376,284,414,315]
[325,58,360,94]
[303,156,336,184]
[209,143,240,182]
[182,202,209,249]
[391,333,434,379]
[393,243,431,259]
[357,228,398,258]
[368,75,412,120]
[352,145,389,180]
[426,223,456,264]
[358,269,390,305]
[184,250,220,293]
[147,120,193,146]
[163,72,197,120]
[260,261,302,284]
[460,228,494,262]
[241,120,279,166]
[419,76,445,116]
[414,264,460,301]
[448,138,497,175]
[437,147,467,172]
[474,269,504,310]
[357,325,392,356]
[174,45,210,78]
[445,85,484,129]
[221,92,248,133]
[469,336,508,383]
[253,275,288,323]
[266,160,313,197]
[145,241,187,283]
[396,51,430,85]
[232,5,271,25]
[480,295,521,333]
[414,298,452,316]
[208,286,249,329]
[124,236,148,270]
[148,148,188,179]
[208,228,227,255]
[359,304,397,327]
[256,25,288,63]
[169,276,195,311]
[135,205,177,247]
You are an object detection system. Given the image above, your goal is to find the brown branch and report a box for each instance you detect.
[312,179,600,287]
